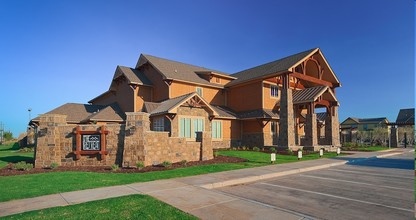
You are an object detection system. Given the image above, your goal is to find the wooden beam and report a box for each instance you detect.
[291,72,334,88]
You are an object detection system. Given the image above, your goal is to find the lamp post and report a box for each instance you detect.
[28,108,32,121]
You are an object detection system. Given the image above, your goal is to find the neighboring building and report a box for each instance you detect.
[31,48,342,167]
[395,108,415,125]
[390,108,415,147]
[340,117,389,143]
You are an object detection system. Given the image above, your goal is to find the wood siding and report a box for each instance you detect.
[227,81,263,112]
[141,64,169,102]
[170,81,225,105]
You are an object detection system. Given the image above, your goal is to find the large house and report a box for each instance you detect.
[32,48,341,152]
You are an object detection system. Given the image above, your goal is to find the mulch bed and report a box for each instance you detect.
[0,155,247,177]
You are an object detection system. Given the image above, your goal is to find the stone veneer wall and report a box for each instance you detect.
[123,112,213,167]
[35,112,213,168]
[35,114,124,168]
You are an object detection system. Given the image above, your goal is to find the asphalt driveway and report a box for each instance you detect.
[217,150,414,220]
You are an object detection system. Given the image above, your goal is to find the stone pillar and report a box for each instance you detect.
[122,112,150,167]
[390,126,398,147]
[278,74,295,148]
[34,114,67,168]
[305,113,318,147]
[325,106,341,147]
[198,131,213,160]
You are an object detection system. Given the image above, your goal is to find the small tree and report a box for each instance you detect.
[3,131,13,141]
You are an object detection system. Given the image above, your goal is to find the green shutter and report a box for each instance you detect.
[185,118,191,138]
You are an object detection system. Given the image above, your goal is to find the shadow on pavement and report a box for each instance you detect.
[331,157,414,170]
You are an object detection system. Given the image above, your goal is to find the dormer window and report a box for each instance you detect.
[196,87,203,97]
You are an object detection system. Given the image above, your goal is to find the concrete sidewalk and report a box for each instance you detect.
[0,148,410,219]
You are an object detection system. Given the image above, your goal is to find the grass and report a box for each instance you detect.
[353,146,390,151]
[0,143,34,168]
[1,194,197,220]
[0,149,343,202]
[217,150,341,164]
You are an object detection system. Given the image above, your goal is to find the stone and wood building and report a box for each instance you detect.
[30,48,342,167]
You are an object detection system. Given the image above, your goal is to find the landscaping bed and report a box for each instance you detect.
[0,155,246,176]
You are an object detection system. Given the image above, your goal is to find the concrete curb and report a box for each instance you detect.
[376,152,403,158]
[200,161,348,189]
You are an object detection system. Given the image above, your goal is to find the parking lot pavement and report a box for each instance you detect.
[217,150,414,220]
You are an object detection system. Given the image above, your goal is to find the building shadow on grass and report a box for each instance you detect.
[0,156,34,164]
[330,156,414,170]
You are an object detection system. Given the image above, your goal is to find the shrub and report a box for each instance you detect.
[241,146,247,150]
[111,164,119,171]
[180,160,188,166]
[270,147,276,152]
[253,147,260,152]
[213,151,219,157]
[50,162,59,169]
[136,161,144,170]
[19,147,34,153]
[12,162,32,171]
[161,161,172,167]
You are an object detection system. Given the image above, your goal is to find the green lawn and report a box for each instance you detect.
[0,148,342,203]
[1,194,197,220]
[217,150,341,164]
[0,143,34,168]
[342,146,389,152]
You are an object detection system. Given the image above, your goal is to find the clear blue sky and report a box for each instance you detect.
[0,0,414,137]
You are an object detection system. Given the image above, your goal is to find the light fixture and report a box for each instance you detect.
[271,153,276,164]
[319,148,324,157]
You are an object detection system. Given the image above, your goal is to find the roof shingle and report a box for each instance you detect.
[227,48,318,86]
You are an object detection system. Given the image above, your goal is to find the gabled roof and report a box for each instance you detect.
[227,48,318,87]
[145,93,219,117]
[136,54,227,88]
[83,103,125,122]
[292,86,338,104]
[396,108,415,123]
[31,103,125,124]
[239,109,279,119]
[110,66,152,91]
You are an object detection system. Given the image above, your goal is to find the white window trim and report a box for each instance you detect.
[270,85,279,99]
[196,87,203,97]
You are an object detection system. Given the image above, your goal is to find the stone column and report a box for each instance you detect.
[305,113,318,147]
[198,131,213,160]
[123,112,150,167]
[278,74,295,148]
[34,114,67,168]
[325,106,341,147]
[390,126,398,147]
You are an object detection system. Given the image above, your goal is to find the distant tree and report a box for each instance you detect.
[3,131,13,141]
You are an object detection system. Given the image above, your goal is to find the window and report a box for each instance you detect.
[180,117,204,139]
[196,87,203,97]
[271,85,279,97]
[153,117,164,131]
[215,77,221,84]
[193,118,204,137]
[271,121,278,135]
[212,120,222,139]
[180,118,191,138]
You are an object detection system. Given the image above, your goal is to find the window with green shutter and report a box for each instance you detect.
[180,118,192,138]
[212,121,222,139]
[192,118,204,137]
